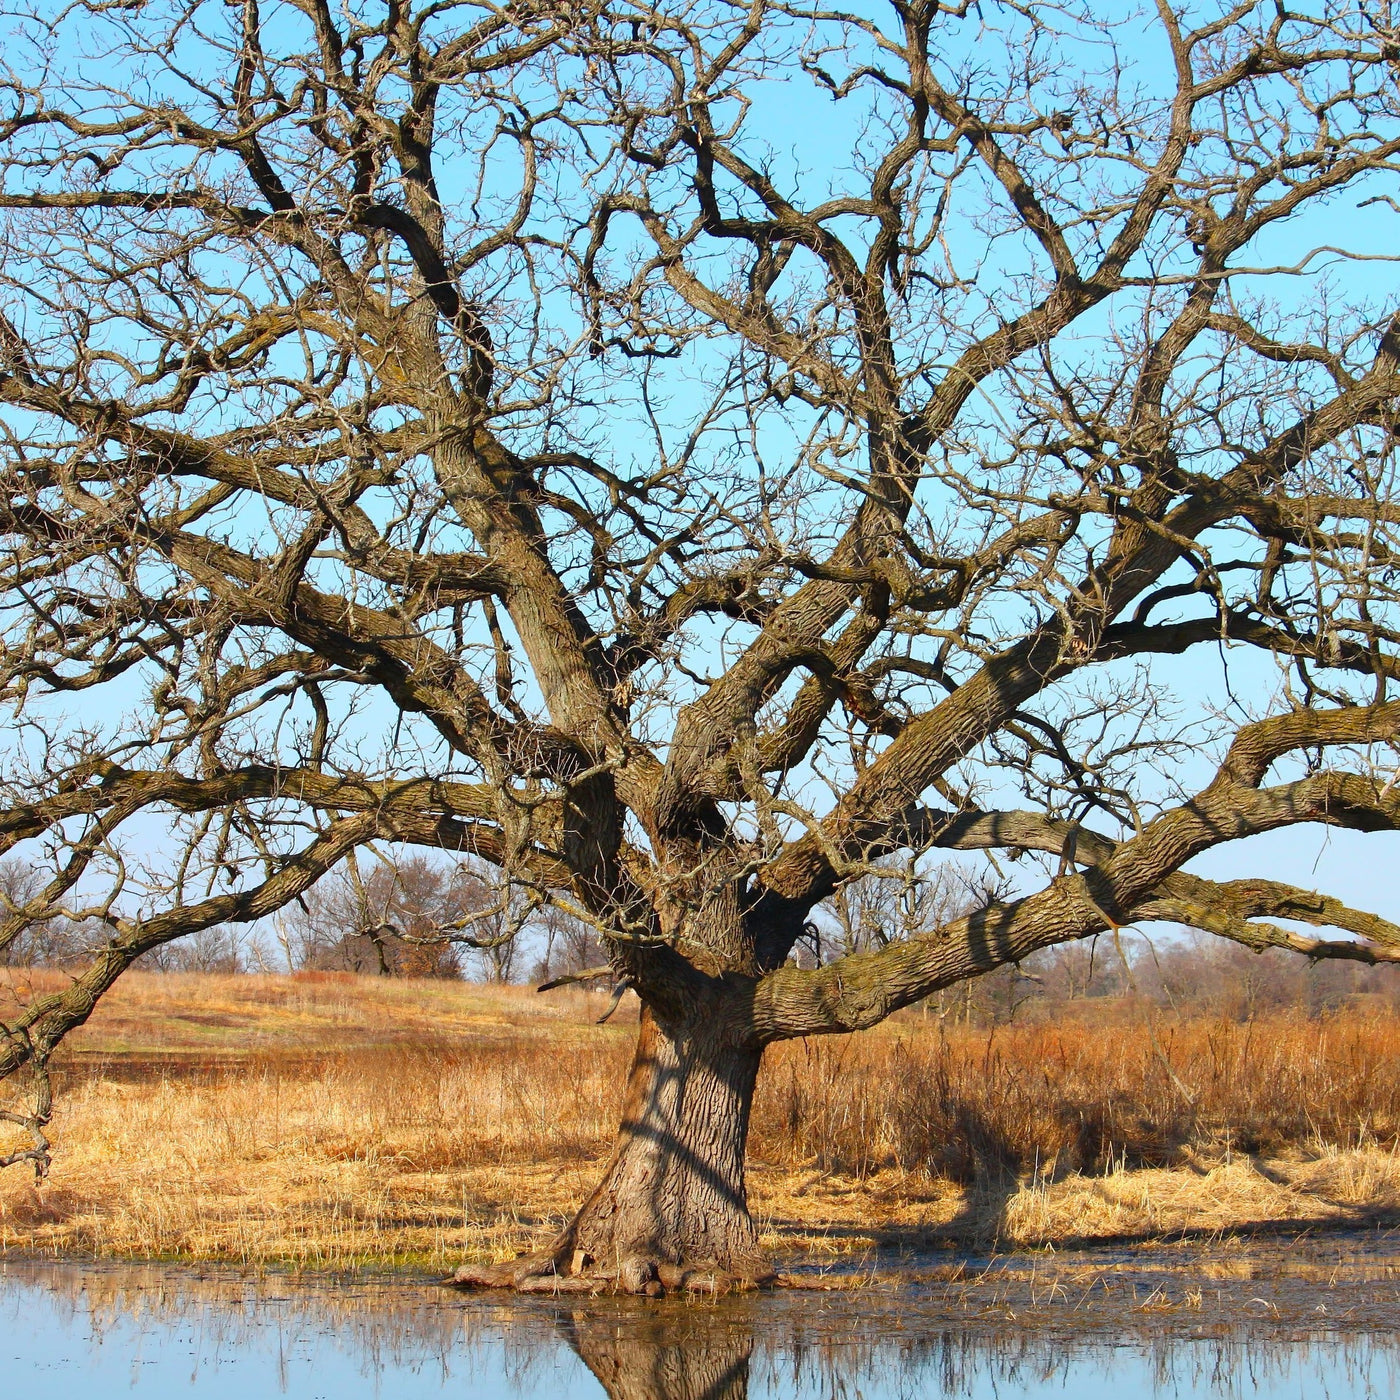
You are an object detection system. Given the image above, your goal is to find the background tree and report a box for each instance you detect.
[4,0,1400,1290]
[139,922,250,974]
[282,851,511,978]
[532,899,608,984]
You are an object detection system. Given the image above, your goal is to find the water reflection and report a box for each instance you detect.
[567,1308,752,1400]
[4,1242,1400,1398]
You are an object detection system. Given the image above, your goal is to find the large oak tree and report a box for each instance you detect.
[4,0,1400,1290]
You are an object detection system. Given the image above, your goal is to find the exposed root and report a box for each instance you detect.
[444,1245,578,1290]
[446,1251,777,1297]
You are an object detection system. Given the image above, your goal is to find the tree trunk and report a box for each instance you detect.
[553,1004,769,1290]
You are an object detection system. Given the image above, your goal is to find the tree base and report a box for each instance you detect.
[448,1250,776,1297]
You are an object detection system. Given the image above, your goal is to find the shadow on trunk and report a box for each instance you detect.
[557,1006,768,1285]
[453,1006,772,1293]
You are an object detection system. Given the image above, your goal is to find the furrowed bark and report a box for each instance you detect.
[552,1006,769,1287]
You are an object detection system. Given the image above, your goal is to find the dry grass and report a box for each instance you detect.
[4,970,1400,1271]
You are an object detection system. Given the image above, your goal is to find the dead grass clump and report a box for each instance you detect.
[304,1040,628,1169]
[0,1051,618,1270]
[997,1149,1400,1246]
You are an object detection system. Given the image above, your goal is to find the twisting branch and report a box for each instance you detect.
[0,1064,52,1179]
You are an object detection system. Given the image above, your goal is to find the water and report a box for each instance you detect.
[5,1237,1400,1397]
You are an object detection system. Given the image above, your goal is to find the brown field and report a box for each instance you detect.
[4,969,1400,1272]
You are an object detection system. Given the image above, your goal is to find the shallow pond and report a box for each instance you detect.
[5,1236,1400,1397]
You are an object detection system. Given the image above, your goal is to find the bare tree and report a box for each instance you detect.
[0,858,112,967]
[4,0,1400,1289]
[819,855,996,961]
[0,857,42,965]
[533,900,607,983]
[139,923,248,974]
[285,851,500,978]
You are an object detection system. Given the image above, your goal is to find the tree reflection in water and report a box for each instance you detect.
[557,1302,1400,1400]
[565,1308,751,1400]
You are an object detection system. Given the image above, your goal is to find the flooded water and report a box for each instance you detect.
[5,1237,1400,1397]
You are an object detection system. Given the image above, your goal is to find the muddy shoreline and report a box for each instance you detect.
[6,1226,1400,1332]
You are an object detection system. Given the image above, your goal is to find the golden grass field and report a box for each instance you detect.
[4,969,1400,1272]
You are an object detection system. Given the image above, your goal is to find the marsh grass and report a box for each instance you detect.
[4,971,1400,1269]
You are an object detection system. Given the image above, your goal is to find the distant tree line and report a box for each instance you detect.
[3,848,1390,1024]
[921,930,1400,1027]
[0,851,602,984]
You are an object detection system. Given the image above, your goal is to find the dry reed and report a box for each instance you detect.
[2,971,1400,1270]
[755,1013,1400,1180]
